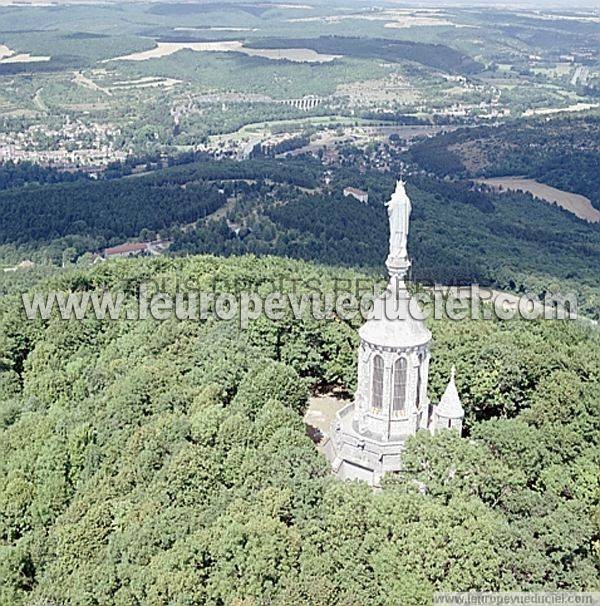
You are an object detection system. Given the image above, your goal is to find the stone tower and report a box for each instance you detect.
[327,180,464,487]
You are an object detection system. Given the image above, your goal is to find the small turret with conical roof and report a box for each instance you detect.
[432,366,464,434]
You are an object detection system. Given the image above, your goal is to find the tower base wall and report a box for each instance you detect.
[325,402,410,487]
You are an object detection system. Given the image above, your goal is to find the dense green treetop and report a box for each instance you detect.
[0,254,598,604]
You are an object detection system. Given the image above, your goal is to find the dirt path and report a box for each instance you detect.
[72,72,112,97]
[206,196,237,222]
[33,88,47,111]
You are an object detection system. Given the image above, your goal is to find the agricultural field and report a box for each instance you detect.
[0,1,597,166]
[477,176,600,223]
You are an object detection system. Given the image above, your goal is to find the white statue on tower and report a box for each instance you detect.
[386,179,411,261]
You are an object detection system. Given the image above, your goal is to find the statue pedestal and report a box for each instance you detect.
[385,255,411,282]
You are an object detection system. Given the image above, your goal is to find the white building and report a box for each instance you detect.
[326,180,464,487]
[343,186,369,203]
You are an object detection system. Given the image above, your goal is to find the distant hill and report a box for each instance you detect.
[245,36,484,75]
[0,155,598,316]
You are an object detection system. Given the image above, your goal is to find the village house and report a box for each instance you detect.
[103,239,170,259]
[3,259,35,273]
[343,186,369,203]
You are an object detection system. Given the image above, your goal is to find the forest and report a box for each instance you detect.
[169,167,600,318]
[0,4,598,603]
[1,153,598,317]
[0,158,320,247]
[245,36,484,74]
[0,177,224,247]
[0,162,88,191]
[0,254,598,604]
[409,115,600,210]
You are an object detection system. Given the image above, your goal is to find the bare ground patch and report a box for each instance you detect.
[107,41,341,63]
[304,393,348,445]
[478,176,600,223]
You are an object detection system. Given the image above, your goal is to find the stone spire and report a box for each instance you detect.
[326,178,466,484]
[360,177,430,349]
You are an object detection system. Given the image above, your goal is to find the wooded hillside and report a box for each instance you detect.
[1,255,598,604]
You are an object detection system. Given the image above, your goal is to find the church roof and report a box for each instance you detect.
[359,279,431,348]
[436,366,464,417]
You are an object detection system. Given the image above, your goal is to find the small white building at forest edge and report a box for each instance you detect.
[326,180,464,487]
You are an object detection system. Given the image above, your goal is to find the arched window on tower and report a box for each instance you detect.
[415,353,424,411]
[392,357,407,415]
[371,355,384,410]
